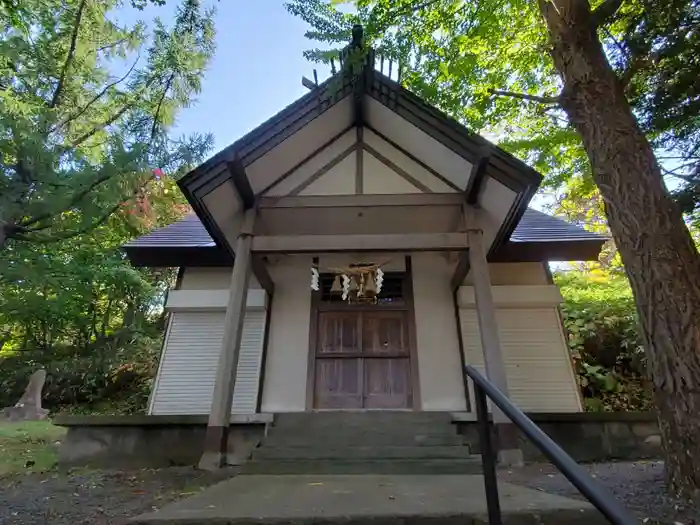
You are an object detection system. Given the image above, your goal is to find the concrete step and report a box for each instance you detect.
[130,473,612,525]
[262,434,466,447]
[273,411,452,422]
[267,412,463,446]
[132,511,611,525]
[270,412,455,432]
[252,445,473,460]
[240,457,484,475]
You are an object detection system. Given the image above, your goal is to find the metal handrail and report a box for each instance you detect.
[465,365,638,525]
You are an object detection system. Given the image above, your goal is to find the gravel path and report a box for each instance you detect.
[501,460,700,524]
[0,467,236,525]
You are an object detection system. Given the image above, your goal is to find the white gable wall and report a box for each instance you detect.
[362,128,458,193]
[365,98,473,189]
[259,107,470,198]
[299,154,356,195]
[264,129,356,197]
[246,97,354,194]
[362,153,423,194]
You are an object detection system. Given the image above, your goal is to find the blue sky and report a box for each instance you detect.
[113,1,681,203]
[112,1,565,209]
[115,1,332,153]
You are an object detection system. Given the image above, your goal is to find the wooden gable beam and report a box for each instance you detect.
[452,156,491,291]
[362,142,433,193]
[365,125,462,192]
[356,127,364,194]
[252,232,469,254]
[227,157,255,210]
[252,255,275,296]
[259,193,465,209]
[451,203,480,292]
[465,153,491,204]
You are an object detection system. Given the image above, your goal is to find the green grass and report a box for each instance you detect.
[0,420,66,476]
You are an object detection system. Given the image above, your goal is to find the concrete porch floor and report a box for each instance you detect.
[130,474,608,524]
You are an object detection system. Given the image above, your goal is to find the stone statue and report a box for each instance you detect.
[2,369,49,421]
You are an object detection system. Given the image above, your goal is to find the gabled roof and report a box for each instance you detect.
[175,39,543,260]
[123,209,606,267]
[128,214,215,248]
[510,209,604,242]
[124,28,606,269]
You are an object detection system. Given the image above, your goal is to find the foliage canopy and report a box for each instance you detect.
[0,0,215,246]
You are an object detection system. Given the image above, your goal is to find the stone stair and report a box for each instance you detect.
[241,411,482,475]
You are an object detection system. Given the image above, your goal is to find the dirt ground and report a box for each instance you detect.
[0,425,697,525]
[1,461,699,524]
[0,466,236,525]
[501,460,700,525]
[0,421,237,524]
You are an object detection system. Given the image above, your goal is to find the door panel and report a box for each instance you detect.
[362,312,408,356]
[315,359,363,408]
[318,312,360,355]
[314,310,412,409]
[364,358,411,408]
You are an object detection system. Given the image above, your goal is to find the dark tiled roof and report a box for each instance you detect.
[123,214,215,248]
[124,209,604,250]
[511,209,605,243]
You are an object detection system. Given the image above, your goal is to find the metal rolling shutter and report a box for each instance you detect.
[149,310,266,415]
[460,307,581,412]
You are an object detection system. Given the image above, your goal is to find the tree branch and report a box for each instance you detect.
[66,103,133,149]
[50,0,87,108]
[11,202,123,243]
[489,88,561,105]
[52,54,140,134]
[150,73,175,141]
[18,172,115,229]
[591,0,624,28]
[13,171,156,244]
[369,0,446,35]
[97,35,130,54]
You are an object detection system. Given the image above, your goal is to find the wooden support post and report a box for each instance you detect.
[199,210,255,470]
[467,227,523,467]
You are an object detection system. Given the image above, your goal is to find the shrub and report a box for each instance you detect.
[0,331,161,414]
[554,268,653,412]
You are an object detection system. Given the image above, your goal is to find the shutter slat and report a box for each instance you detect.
[459,307,580,412]
[150,309,267,415]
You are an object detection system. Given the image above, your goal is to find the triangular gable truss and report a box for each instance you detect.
[181,62,540,197]
[243,62,539,190]
[179,62,539,236]
[178,35,543,293]
[261,126,462,197]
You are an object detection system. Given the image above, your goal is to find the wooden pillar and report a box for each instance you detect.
[467,227,523,466]
[199,210,255,470]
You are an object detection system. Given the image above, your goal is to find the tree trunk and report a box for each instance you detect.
[538,0,700,501]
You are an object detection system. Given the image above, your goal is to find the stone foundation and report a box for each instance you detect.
[54,411,661,469]
[53,414,271,468]
[455,411,662,462]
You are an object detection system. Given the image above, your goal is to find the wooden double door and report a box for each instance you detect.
[313,310,413,409]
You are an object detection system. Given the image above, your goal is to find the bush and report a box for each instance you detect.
[554,268,653,412]
[0,331,161,414]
